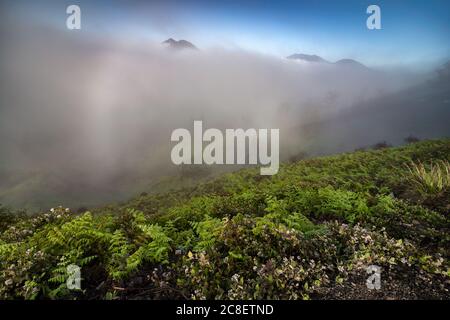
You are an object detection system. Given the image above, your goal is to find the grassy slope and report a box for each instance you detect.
[1,139,449,299]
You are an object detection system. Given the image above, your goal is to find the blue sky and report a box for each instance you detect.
[4,0,450,68]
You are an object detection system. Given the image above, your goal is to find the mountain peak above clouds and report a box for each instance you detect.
[335,59,367,69]
[287,53,329,63]
[162,38,198,50]
[287,53,368,69]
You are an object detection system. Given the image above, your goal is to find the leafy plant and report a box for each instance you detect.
[405,160,450,194]
[1,139,449,300]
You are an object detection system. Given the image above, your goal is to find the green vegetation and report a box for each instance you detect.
[0,139,449,299]
[405,160,450,195]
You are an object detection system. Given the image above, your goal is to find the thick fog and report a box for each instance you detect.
[0,23,435,210]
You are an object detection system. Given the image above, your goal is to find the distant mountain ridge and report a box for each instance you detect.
[335,59,368,68]
[286,54,329,63]
[287,53,367,68]
[161,37,368,68]
[162,38,198,50]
